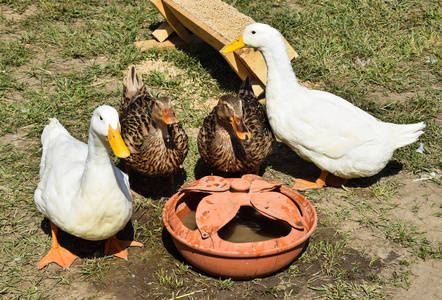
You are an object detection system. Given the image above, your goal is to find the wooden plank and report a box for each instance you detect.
[220,52,253,81]
[144,0,299,95]
[250,77,265,96]
[220,51,265,96]
[162,0,229,50]
[135,34,203,51]
[135,39,183,51]
[151,0,191,44]
[286,41,299,60]
[236,48,267,85]
[152,21,175,42]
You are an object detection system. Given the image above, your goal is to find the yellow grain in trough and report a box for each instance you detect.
[135,0,298,96]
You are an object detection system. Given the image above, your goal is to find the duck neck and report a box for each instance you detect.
[259,42,300,100]
[81,131,115,190]
[216,119,236,144]
[153,121,170,142]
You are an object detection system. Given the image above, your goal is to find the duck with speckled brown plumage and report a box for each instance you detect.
[198,77,274,175]
[119,66,189,193]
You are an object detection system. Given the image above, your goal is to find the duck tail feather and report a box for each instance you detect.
[123,66,144,101]
[394,122,426,149]
[41,118,70,145]
[237,77,256,99]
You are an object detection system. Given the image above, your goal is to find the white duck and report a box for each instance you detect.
[224,23,425,189]
[34,105,142,269]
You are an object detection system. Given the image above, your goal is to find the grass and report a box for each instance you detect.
[315,281,384,300]
[1,0,441,299]
[80,258,111,281]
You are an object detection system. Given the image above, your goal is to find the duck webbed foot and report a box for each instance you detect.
[104,235,143,260]
[293,170,347,190]
[325,173,348,187]
[38,222,78,269]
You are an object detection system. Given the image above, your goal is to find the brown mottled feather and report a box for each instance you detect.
[197,77,274,175]
[119,66,188,179]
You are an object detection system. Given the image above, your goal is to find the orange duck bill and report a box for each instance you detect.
[162,107,179,124]
[231,114,250,140]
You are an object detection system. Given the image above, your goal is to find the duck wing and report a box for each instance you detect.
[240,77,273,143]
[278,89,385,159]
[239,78,274,170]
[120,94,156,154]
[39,118,88,176]
[197,107,218,164]
[35,118,87,215]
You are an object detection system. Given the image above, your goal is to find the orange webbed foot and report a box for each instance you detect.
[292,171,329,190]
[37,222,77,269]
[104,235,143,260]
[292,171,348,190]
[325,174,348,187]
[292,178,326,190]
[38,245,78,269]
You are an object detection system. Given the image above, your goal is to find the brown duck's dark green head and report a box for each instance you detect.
[216,95,251,140]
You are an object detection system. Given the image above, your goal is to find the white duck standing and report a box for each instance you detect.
[34,105,142,269]
[224,23,425,189]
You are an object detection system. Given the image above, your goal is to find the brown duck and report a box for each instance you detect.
[198,77,274,175]
[119,66,189,190]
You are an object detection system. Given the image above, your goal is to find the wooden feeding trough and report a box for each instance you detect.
[135,0,298,96]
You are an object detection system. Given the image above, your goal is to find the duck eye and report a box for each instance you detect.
[252,31,256,34]
[99,116,103,121]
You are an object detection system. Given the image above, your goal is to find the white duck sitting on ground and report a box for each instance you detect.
[34,105,142,269]
[224,23,425,189]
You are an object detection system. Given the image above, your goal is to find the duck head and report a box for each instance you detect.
[92,105,130,158]
[223,23,283,53]
[151,97,179,125]
[151,97,179,140]
[217,95,251,140]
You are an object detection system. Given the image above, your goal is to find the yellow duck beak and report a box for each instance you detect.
[108,124,130,158]
[223,36,246,53]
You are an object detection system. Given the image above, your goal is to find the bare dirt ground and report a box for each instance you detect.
[320,174,442,300]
